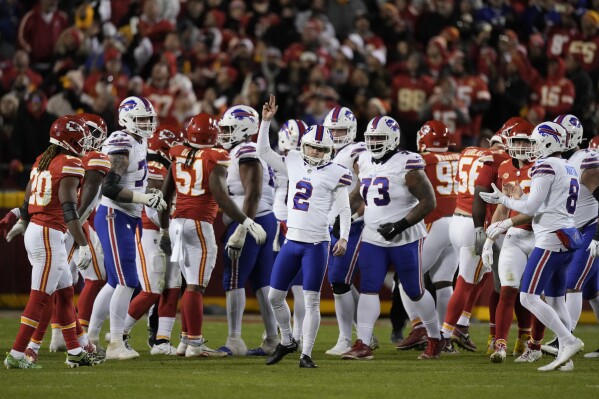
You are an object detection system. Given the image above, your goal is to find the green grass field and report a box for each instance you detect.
[0,312,598,399]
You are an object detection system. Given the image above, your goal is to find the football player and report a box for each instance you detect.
[4,116,103,369]
[396,120,459,350]
[88,96,167,360]
[480,121,584,371]
[217,104,278,356]
[161,113,266,357]
[257,95,352,368]
[342,116,442,360]
[323,106,368,356]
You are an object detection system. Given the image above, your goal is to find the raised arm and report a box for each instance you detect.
[256,94,286,172]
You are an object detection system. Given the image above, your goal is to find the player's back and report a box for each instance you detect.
[170,144,230,224]
[422,151,459,224]
[567,149,599,228]
[100,130,148,217]
[28,153,85,233]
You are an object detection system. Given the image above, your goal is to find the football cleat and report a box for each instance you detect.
[217,337,247,356]
[559,360,574,371]
[151,342,178,356]
[490,342,507,364]
[266,338,299,365]
[513,334,529,357]
[442,337,459,354]
[325,337,353,356]
[554,338,583,368]
[24,348,38,363]
[105,341,139,360]
[299,354,318,368]
[485,335,495,355]
[341,339,373,360]
[396,327,428,350]
[451,325,477,351]
[541,336,559,356]
[66,350,105,368]
[418,337,442,360]
[584,348,599,358]
[4,353,41,369]
[247,337,280,356]
[537,357,563,372]
[515,346,542,363]
[177,336,188,356]
[187,337,228,358]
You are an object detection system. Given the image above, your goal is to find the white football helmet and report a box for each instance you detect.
[554,114,583,150]
[323,106,357,149]
[118,96,157,138]
[301,125,334,167]
[364,116,400,159]
[529,121,567,159]
[218,105,259,149]
[278,119,308,152]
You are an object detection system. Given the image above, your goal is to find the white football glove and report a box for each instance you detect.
[588,239,599,258]
[481,238,494,268]
[242,218,267,245]
[226,225,247,260]
[479,183,505,205]
[486,219,514,240]
[132,191,167,211]
[6,219,28,242]
[77,245,92,270]
[474,227,487,256]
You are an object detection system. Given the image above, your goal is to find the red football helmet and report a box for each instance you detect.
[49,115,90,156]
[186,113,220,149]
[506,120,535,160]
[417,120,451,152]
[589,136,599,150]
[79,113,108,151]
[492,116,528,147]
[148,124,184,161]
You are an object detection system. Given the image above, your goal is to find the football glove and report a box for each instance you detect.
[479,183,505,205]
[0,208,19,239]
[486,219,513,240]
[588,239,599,258]
[481,239,494,268]
[77,245,92,270]
[377,218,410,241]
[242,218,267,245]
[226,225,247,260]
[159,228,172,256]
[6,219,28,242]
[474,227,487,256]
[132,192,167,211]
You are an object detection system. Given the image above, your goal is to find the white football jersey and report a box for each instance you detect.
[225,142,275,224]
[528,157,577,248]
[273,170,288,221]
[328,142,367,224]
[357,150,427,247]
[568,149,599,228]
[100,130,148,217]
[285,151,352,243]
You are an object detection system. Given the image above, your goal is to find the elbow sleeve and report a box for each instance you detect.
[102,171,123,199]
[62,201,80,223]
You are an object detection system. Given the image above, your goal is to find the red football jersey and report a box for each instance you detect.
[170,145,231,223]
[82,151,111,175]
[28,154,85,232]
[422,151,460,224]
[496,159,533,230]
[474,150,512,226]
[455,147,508,215]
[142,161,168,230]
[546,28,574,58]
[392,74,435,123]
[568,34,599,74]
[143,85,176,123]
[534,78,575,117]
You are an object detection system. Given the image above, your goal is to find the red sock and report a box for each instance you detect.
[514,294,532,337]
[443,276,474,327]
[488,289,500,336]
[54,286,80,351]
[159,288,180,318]
[185,291,204,340]
[530,315,545,349]
[128,291,161,320]
[50,292,59,327]
[495,286,518,342]
[31,296,54,344]
[13,290,51,352]
[180,291,188,336]
[77,279,105,327]
[464,272,490,315]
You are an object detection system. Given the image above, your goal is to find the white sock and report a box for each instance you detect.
[545,296,572,332]
[565,291,583,331]
[435,286,453,329]
[291,285,305,341]
[123,314,137,335]
[9,350,24,359]
[334,291,355,341]
[256,286,278,339]
[407,290,441,339]
[87,284,115,340]
[356,294,380,344]
[77,332,89,348]
[302,290,321,357]
[457,311,471,327]
[27,341,40,352]
[520,293,574,344]
[157,317,176,341]
[589,296,599,321]
[51,326,64,344]
[269,288,292,345]
[67,348,83,355]
[351,285,360,326]
[226,288,245,339]
[109,285,135,343]
[399,284,419,320]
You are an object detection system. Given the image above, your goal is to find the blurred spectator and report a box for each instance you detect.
[2,50,43,93]
[565,52,594,138]
[143,62,176,122]
[366,97,390,120]
[416,0,459,44]
[47,69,94,116]
[327,0,367,39]
[527,104,546,126]
[0,93,19,163]
[531,57,575,120]
[139,0,175,54]
[84,47,129,102]
[489,54,531,129]
[17,0,69,73]
[568,10,599,82]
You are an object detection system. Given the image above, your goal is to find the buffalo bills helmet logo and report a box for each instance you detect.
[119,99,137,112]
[231,108,256,123]
[386,119,399,132]
[344,110,356,122]
[537,124,561,142]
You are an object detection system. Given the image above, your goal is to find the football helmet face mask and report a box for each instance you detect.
[278,119,308,152]
[49,115,90,157]
[528,121,567,159]
[554,114,583,150]
[417,120,450,153]
[323,106,357,149]
[148,125,184,161]
[300,125,334,167]
[79,113,107,151]
[506,120,535,161]
[218,105,259,149]
[364,116,400,159]
[186,113,220,149]
[118,96,157,138]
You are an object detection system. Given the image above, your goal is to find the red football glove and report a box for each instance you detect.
[0,209,20,239]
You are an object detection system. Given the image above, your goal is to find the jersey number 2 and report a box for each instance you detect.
[292,181,313,211]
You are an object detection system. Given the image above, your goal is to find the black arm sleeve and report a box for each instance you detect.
[19,199,30,221]
[102,171,124,200]
[62,202,80,223]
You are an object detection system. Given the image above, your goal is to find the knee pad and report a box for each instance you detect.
[331,283,351,295]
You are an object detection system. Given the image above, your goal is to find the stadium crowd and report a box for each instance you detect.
[1,0,598,187]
